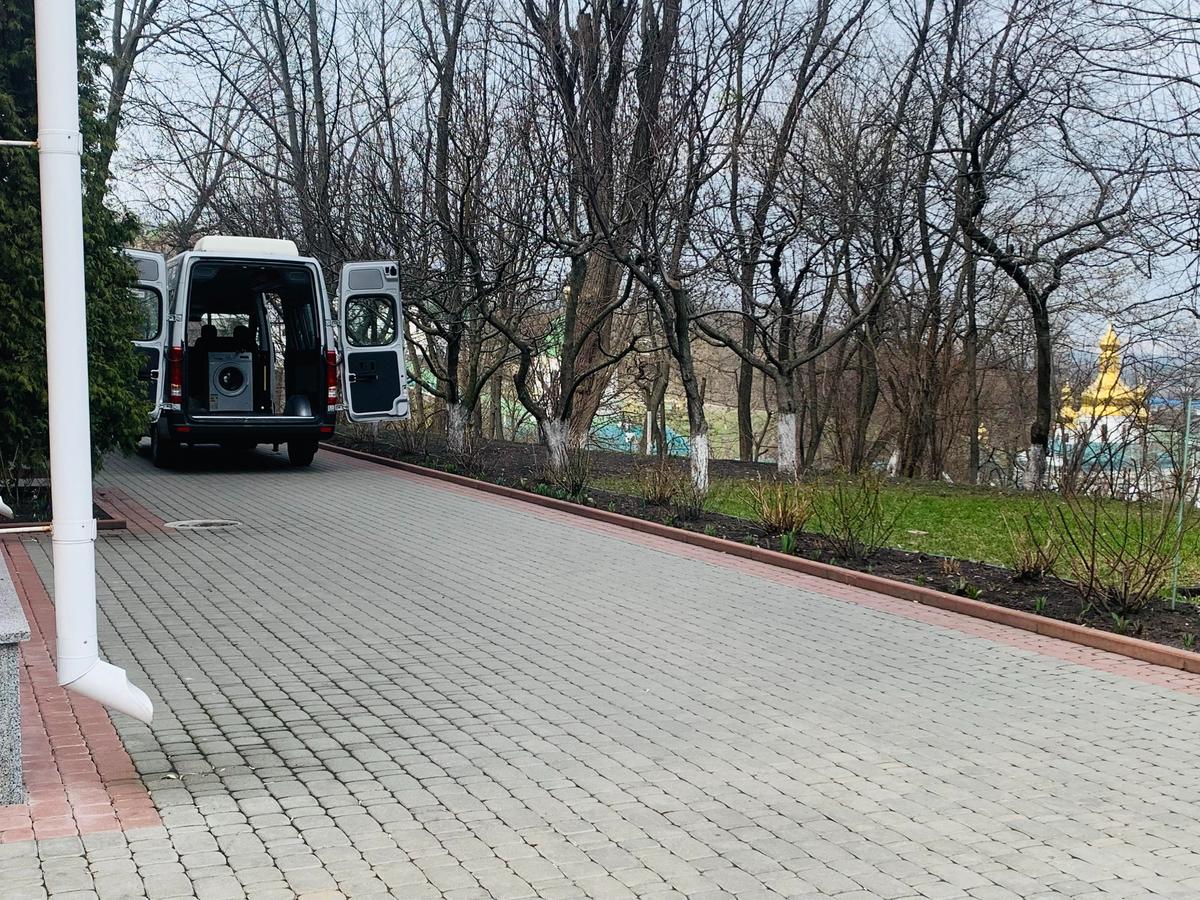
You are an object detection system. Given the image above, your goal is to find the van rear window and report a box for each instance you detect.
[344,295,398,347]
[188,314,251,342]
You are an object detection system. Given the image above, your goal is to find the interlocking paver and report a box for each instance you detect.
[6,447,1200,897]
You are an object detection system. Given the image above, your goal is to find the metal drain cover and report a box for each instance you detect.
[164,519,242,530]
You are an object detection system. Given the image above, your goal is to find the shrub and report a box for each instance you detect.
[540,447,592,499]
[449,432,489,478]
[954,577,982,600]
[780,530,798,555]
[745,477,813,535]
[1051,490,1181,617]
[673,477,709,521]
[812,470,904,560]
[1002,510,1059,582]
[634,458,687,506]
[390,418,431,459]
[343,417,429,460]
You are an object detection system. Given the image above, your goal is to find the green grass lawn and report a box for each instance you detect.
[597,473,1200,583]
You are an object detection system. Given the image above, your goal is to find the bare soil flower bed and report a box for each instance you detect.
[332,432,1200,652]
[0,486,114,529]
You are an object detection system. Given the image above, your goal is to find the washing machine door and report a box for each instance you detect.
[209,352,254,411]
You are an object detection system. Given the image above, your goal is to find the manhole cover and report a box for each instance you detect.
[164,519,242,530]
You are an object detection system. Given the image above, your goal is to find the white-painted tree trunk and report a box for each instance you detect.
[447,401,467,453]
[776,412,797,478]
[690,430,710,496]
[886,449,900,477]
[542,418,569,472]
[1024,443,1046,490]
[644,408,653,455]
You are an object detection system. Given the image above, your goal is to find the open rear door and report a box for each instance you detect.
[338,261,410,421]
[125,249,167,407]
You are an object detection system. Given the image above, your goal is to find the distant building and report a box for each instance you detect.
[1053,325,1179,497]
[1059,324,1146,448]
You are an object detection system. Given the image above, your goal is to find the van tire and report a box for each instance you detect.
[287,440,318,467]
[151,430,178,468]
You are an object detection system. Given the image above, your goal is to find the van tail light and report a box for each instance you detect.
[326,350,338,408]
[167,346,183,403]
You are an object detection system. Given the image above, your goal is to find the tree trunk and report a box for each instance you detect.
[471,400,483,439]
[850,340,880,472]
[407,331,427,424]
[489,373,503,439]
[1025,301,1053,489]
[541,417,569,473]
[737,353,754,461]
[565,254,621,442]
[656,394,668,458]
[447,402,467,453]
[690,427,710,495]
[1024,443,1046,491]
[777,411,797,478]
[965,250,980,484]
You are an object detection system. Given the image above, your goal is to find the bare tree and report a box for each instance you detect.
[954,0,1146,488]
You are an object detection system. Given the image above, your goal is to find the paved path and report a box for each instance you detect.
[5,446,1200,900]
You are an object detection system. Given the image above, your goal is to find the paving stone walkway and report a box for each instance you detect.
[4,445,1200,899]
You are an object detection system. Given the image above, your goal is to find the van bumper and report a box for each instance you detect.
[156,412,336,445]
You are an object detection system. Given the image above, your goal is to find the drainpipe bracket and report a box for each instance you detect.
[37,128,81,156]
[53,518,96,543]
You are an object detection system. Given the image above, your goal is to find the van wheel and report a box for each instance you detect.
[151,430,178,468]
[287,440,318,467]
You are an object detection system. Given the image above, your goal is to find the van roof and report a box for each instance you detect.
[193,236,300,257]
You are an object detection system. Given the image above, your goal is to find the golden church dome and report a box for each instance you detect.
[1061,325,1145,425]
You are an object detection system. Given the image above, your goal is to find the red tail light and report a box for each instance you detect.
[167,346,183,403]
[326,350,338,408]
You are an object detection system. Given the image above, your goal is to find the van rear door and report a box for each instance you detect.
[338,261,410,421]
[126,249,167,407]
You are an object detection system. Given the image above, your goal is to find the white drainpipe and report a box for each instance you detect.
[34,0,153,722]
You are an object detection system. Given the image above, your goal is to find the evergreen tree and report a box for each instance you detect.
[0,0,145,504]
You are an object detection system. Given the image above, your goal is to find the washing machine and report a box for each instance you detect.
[208,352,254,412]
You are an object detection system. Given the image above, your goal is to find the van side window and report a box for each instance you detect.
[133,287,161,341]
[263,291,318,351]
[167,261,181,304]
[344,295,397,347]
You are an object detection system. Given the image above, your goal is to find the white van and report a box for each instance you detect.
[127,236,410,467]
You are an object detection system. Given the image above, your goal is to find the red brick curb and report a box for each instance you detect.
[0,541,160,841]
[323,442,1200,676]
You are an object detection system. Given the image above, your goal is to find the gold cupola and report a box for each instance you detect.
[1062,324,1145,430]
